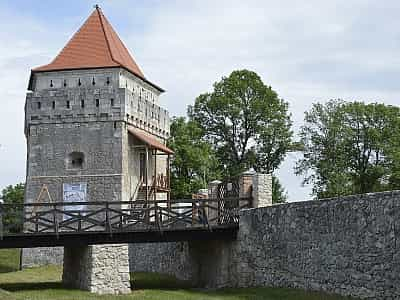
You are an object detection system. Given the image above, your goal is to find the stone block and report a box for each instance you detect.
[63,244,131,294]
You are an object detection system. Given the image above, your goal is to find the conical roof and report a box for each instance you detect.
[32,6,162,91]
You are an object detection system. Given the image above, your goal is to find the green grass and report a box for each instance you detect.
[0,249,357,300]
[0,248,20,273]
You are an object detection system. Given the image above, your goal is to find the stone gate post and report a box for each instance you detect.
[63,244,130,294]
[239,170,272,208]
[252,173,272,207]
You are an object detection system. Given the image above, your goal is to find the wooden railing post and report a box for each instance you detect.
[0,205,3,240]
[35,213,39,233]
[53,204,59,239]
[155,203,162,234]
[78,211,82,231]
[105,202,112,237]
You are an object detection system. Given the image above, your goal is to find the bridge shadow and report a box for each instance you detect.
[0,273,193,293]
[132,272,194,290]
[0,282,63,292]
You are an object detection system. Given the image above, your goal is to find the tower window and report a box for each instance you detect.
[106,77,110,85]
[78,78,81,86]
[95,99,99,107]
[81,100,85,108]
[50,80,53,88]
[92,77,96,85]
[37,102,41,109]
[52,101,56,109]
[66,101,70,109]
[63,79,67,87]
[67,152,85,169]
[110,98,114,107]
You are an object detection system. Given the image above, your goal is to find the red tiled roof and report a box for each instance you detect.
[128,127,174,155]
[33,6,144,79]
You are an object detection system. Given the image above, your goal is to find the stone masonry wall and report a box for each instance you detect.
[129,242,193,281]
[130,190,400,299]
[21,246,64,268]
[201,190,400,299]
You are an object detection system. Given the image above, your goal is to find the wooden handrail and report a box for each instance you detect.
[0,197,252,236]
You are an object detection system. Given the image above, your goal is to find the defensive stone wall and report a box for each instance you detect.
[21,246,64,268]
[130,190,400,299]
[129,242,193,281]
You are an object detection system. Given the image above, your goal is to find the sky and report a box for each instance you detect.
[0,0,400,201]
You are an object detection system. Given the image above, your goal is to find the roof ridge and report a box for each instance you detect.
[96,7,116,66]
[98,8,144,78]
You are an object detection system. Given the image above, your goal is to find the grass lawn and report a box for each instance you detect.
[0,249,357,300]
[0,248,20,273]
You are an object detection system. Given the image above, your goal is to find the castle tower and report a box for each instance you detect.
[22,6,172,268]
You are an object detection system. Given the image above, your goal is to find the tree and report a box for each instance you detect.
[296,100,400,198]
[272,175,288,203]
[1,183,25,233]
[168,117,219,199]
[188,70,293,178]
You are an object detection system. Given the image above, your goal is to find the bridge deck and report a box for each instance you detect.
[0,198,250,248]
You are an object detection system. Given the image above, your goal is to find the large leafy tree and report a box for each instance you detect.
[168,117,219,199]
[188,70,293,179]
[272,175,288,204]
[1,183,25,233]
[296,100,400,198]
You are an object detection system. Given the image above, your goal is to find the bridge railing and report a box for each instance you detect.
[0,197,252,237]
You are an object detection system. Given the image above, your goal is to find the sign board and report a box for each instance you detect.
[63,183,87,220]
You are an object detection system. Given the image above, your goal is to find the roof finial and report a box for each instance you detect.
[94,4,100,10]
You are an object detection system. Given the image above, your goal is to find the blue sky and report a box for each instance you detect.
[1,0,400,201]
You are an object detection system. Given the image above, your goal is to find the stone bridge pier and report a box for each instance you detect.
[62,244,131,294]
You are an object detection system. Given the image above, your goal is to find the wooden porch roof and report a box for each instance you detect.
[128,127,174,154]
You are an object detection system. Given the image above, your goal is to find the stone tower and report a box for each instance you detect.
[22,6,172,267]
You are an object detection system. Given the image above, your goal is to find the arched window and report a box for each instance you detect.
[67,152,85,169]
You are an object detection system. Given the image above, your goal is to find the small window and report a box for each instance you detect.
[50,80,53,88]
[110,98,114,107]
[92,77,96,86]
[114,121,117,129]
[37,102,41,109]
[52,101,56,109]
[63,79,67,87]
[95,99,99,107]
[67,152,84,169]
[106,77,110,85]
[81,100,85,108]
[66,101,70,109]
[78,78,81,86]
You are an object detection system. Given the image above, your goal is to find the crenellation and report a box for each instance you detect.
[26,77,169,139]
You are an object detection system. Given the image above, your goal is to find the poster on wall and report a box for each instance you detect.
[62,183,87,220]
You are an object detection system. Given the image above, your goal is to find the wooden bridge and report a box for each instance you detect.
[0,197,252,248]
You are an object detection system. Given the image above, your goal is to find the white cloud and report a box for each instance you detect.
[1,1,400,200]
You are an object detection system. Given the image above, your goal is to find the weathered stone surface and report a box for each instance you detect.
[252,173,272,207]
[63,244,131,294]
[130,190,400,299]
[21,246,64,268]
[129,242,193,281]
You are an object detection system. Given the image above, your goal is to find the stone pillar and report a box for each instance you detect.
[208,180,222,199]
[252,173,272,207]
[63,244,131,294]
[239,169,256,199]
